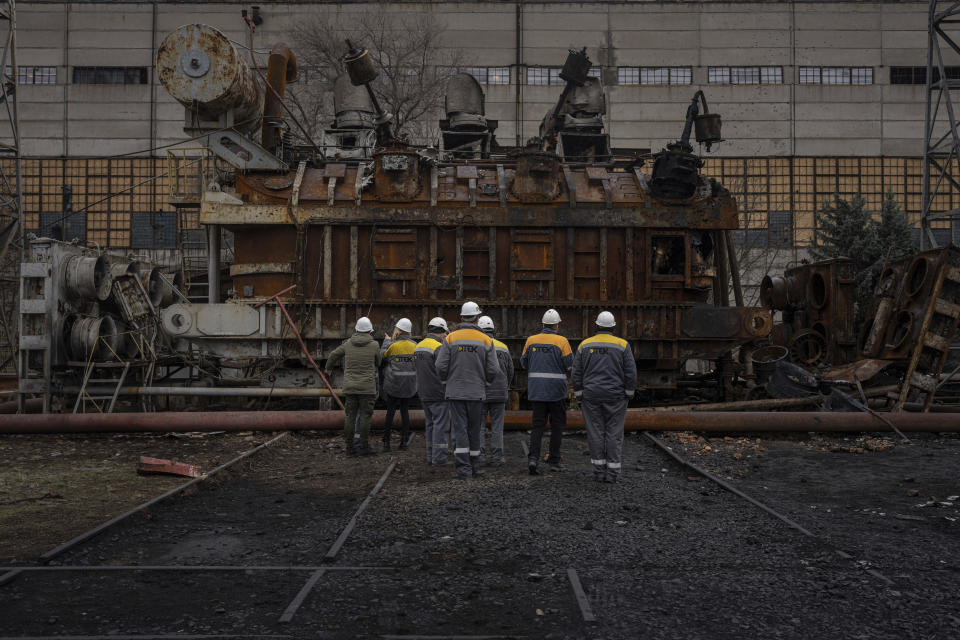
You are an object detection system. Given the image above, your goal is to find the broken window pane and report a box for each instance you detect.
[652,236,685,275]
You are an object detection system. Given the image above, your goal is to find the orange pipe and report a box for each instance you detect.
[0,410,958,434]
[262,42,298,153]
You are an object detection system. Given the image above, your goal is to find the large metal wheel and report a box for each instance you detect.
[787,329,827,367]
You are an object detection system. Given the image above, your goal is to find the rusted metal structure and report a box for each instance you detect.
[16,24,775,413]
[761,258,857,368]
[154,27,770,400]
[17,239,176,413]
[758,247,960,412]
[859,246,960,409]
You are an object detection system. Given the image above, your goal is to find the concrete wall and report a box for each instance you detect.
[5,1,946,158]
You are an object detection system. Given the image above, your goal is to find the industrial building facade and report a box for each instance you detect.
[5,0,958,248]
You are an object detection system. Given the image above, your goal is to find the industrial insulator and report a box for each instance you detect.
[342,40,379,87]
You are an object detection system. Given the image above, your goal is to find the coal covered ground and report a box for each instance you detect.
[1,429,959,639]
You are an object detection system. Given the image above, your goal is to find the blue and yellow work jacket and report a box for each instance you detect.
[483,334,514,404]
[414,333,446,403]
[571,331,638,401]
[520,327,573,402]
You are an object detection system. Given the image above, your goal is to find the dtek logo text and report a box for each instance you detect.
[457,345,478,353]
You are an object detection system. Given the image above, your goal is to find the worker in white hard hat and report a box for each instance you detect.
[380,317,418,452]
[572,311,637,482]
[436,301,499,479]
[324,316,383,456]
[477,315,513,466]
[520,309,573,475]
[414,316,451,465]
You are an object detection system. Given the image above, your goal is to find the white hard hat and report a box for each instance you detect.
[542,308,561,325]
[427,316,449,332]
[477,315,495,330]
[396,317,412,333]
[461,301,481,317]
[596,311,616,328]
[355,316,373,332]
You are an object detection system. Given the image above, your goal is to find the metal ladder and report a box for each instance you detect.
[179,224,209,303]
[17,261,52,412]
[893,264,960,412]
[73,360,130,414]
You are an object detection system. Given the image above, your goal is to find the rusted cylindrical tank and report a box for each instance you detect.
[156,24,262,131]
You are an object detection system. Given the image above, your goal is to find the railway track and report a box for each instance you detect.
[0,431,291,586]
[639,430,895,585]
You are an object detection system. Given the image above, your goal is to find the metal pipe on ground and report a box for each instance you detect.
[67,386,342,398]
[2,410,960,434]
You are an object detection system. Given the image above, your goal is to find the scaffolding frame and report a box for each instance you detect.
[922,0,960,249]
[0,1,22,377]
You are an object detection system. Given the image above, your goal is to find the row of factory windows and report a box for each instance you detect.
[4,64,953,87]
[473,65,950,87]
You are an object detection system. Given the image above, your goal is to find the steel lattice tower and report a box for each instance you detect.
[0,0,21,378]
[922,0,960,249]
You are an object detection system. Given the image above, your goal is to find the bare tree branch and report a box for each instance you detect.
[289,8,462,143]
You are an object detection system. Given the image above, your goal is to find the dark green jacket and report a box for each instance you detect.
[326,332,382,395]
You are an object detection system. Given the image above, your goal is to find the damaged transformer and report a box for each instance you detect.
[18,25,775,413]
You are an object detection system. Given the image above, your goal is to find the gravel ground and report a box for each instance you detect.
[0,431,267,562]
[1,428,959,639]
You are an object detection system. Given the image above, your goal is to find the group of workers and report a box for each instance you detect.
[324,302,637,482]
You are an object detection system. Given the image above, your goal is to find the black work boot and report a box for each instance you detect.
[382,439,391,453]
[528,459,540,476]
[361,443,378,456]
[346,445,358,457]
[471,460,485,478]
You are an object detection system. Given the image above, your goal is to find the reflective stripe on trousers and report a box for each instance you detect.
[481,402,506,463]
[423,401,450,465]
[582,397,628,476]
[449,399,484,477]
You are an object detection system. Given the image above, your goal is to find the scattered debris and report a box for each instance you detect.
[136,456,201,478]
[914,500,955,509]
[864,438,895,452]
[893,514,926,522]
[0,492,64,506]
